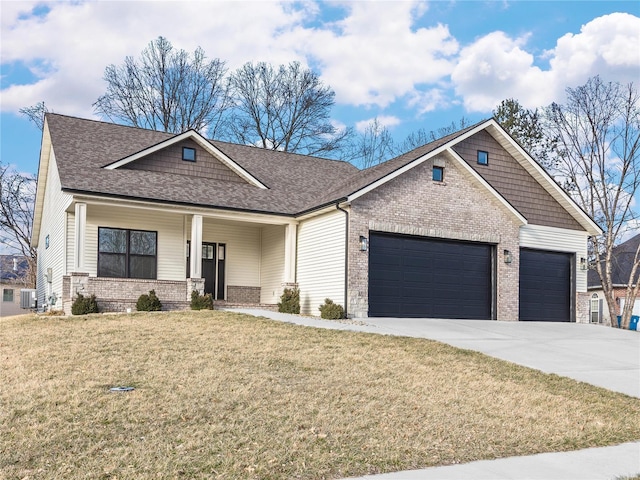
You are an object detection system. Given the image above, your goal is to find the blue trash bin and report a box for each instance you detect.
[630,315,639,331]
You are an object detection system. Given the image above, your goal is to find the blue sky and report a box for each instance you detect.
[1,0,639,177]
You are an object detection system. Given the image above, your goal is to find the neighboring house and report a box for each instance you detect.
[588,234,640,324]
[0,255,30,317]
[32,113,602,321]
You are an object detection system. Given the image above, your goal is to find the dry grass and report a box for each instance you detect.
[1,311,639,479]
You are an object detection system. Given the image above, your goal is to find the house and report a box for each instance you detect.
[588,234,640,324]
[32,113,602,321]
[0,255,30,317]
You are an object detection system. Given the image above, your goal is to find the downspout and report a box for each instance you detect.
[336,203,349,318]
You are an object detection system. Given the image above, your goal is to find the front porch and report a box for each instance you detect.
[63,200,299,314]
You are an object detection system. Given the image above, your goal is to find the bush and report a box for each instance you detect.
[136,290,162,311]
[278,287,300,314]
[71,293,99,315]
[190,290,213,310]
[319,298,345,319]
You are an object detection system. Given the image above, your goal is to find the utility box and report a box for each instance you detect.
[20,289,37,309]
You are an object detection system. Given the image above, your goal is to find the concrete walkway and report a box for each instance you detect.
[226,309,640,479]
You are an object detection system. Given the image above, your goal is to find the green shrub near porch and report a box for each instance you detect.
[278,287,300,314]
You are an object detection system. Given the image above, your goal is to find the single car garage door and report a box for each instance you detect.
[519,248,572,322]
[368,232,493,319]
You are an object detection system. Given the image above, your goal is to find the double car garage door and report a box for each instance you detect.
[368,232,572,321]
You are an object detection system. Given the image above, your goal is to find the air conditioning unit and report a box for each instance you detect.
[20,289,37,309]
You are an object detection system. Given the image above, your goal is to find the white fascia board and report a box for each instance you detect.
[347,120,495,203]
[485,121,603,236]
[345,121,526,225]
[67,194,295,226]
[103,130,267,190]
[31,121,53,247]
[347,144,451,202]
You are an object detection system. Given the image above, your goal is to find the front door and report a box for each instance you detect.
[202,243,216,296]
[187,242,226,300]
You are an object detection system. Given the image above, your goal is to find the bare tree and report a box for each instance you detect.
[19,101,51,131]
[397,117,473,154]
[94,36,230,136]
[346,118,396,169]
[0,163,37,287]
[225,61,350,156]
[493,99,558,170]
[545,76,640,328]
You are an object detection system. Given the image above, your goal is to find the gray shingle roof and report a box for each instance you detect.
[45,114,360,215]
[588,234,640,287]
[44,114,486,216]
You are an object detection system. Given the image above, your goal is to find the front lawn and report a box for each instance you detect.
[2,311,639,479]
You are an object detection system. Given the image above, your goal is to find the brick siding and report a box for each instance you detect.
[62,273,265,314]
[348,154,521,320]
[227,286,261,304]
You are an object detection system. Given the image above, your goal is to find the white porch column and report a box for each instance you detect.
[190,214,203,278]
[283,223,297,284]
[74,202,87,271]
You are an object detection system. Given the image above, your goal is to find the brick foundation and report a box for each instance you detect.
[227,286,261,304]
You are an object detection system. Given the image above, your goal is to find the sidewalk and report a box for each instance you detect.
[344,441,640,480]
[226,308,640,479]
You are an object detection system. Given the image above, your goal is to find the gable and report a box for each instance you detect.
[122,138,247,184]
[352,153,522,244]
[453,130,584,231]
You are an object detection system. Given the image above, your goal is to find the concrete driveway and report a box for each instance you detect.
[229,309,640,398]
[354,318,640,398]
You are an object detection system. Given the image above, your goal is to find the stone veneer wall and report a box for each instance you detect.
[347,155,522,320]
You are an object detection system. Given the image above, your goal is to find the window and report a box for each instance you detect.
[45,234,50,249]
[432,166,444,182]
[98,227,157,279]
[3,288,14,302]
[182,147,196,162]
[477,150,489,165]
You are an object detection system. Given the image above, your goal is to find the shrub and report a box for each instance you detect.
[190,290,213,310]
[278,287,300,314]
[319,298,345,319]
[71,293,99,315]
[136,290,162,311]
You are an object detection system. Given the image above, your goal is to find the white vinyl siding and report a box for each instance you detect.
[85,205,185,280]
[620,297,640,316]
[260,225,285,304]
[297,210,346,315]
[197,220,261,287]
[36,149,71,309]
[519,224,590,292]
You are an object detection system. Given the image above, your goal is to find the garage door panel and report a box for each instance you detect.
[519,248,572,322]
[369,233,492,319]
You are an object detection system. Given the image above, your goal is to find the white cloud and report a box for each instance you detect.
[301,1,458,107]
[355,115,400,133]
[451,31,550,112]
[548,13,640,88]
[1,2,638,126]
[0,1,311,116]
[450,12,640,113]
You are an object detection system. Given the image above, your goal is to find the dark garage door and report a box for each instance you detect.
[368,233,493,319]
[519,248,572,322]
